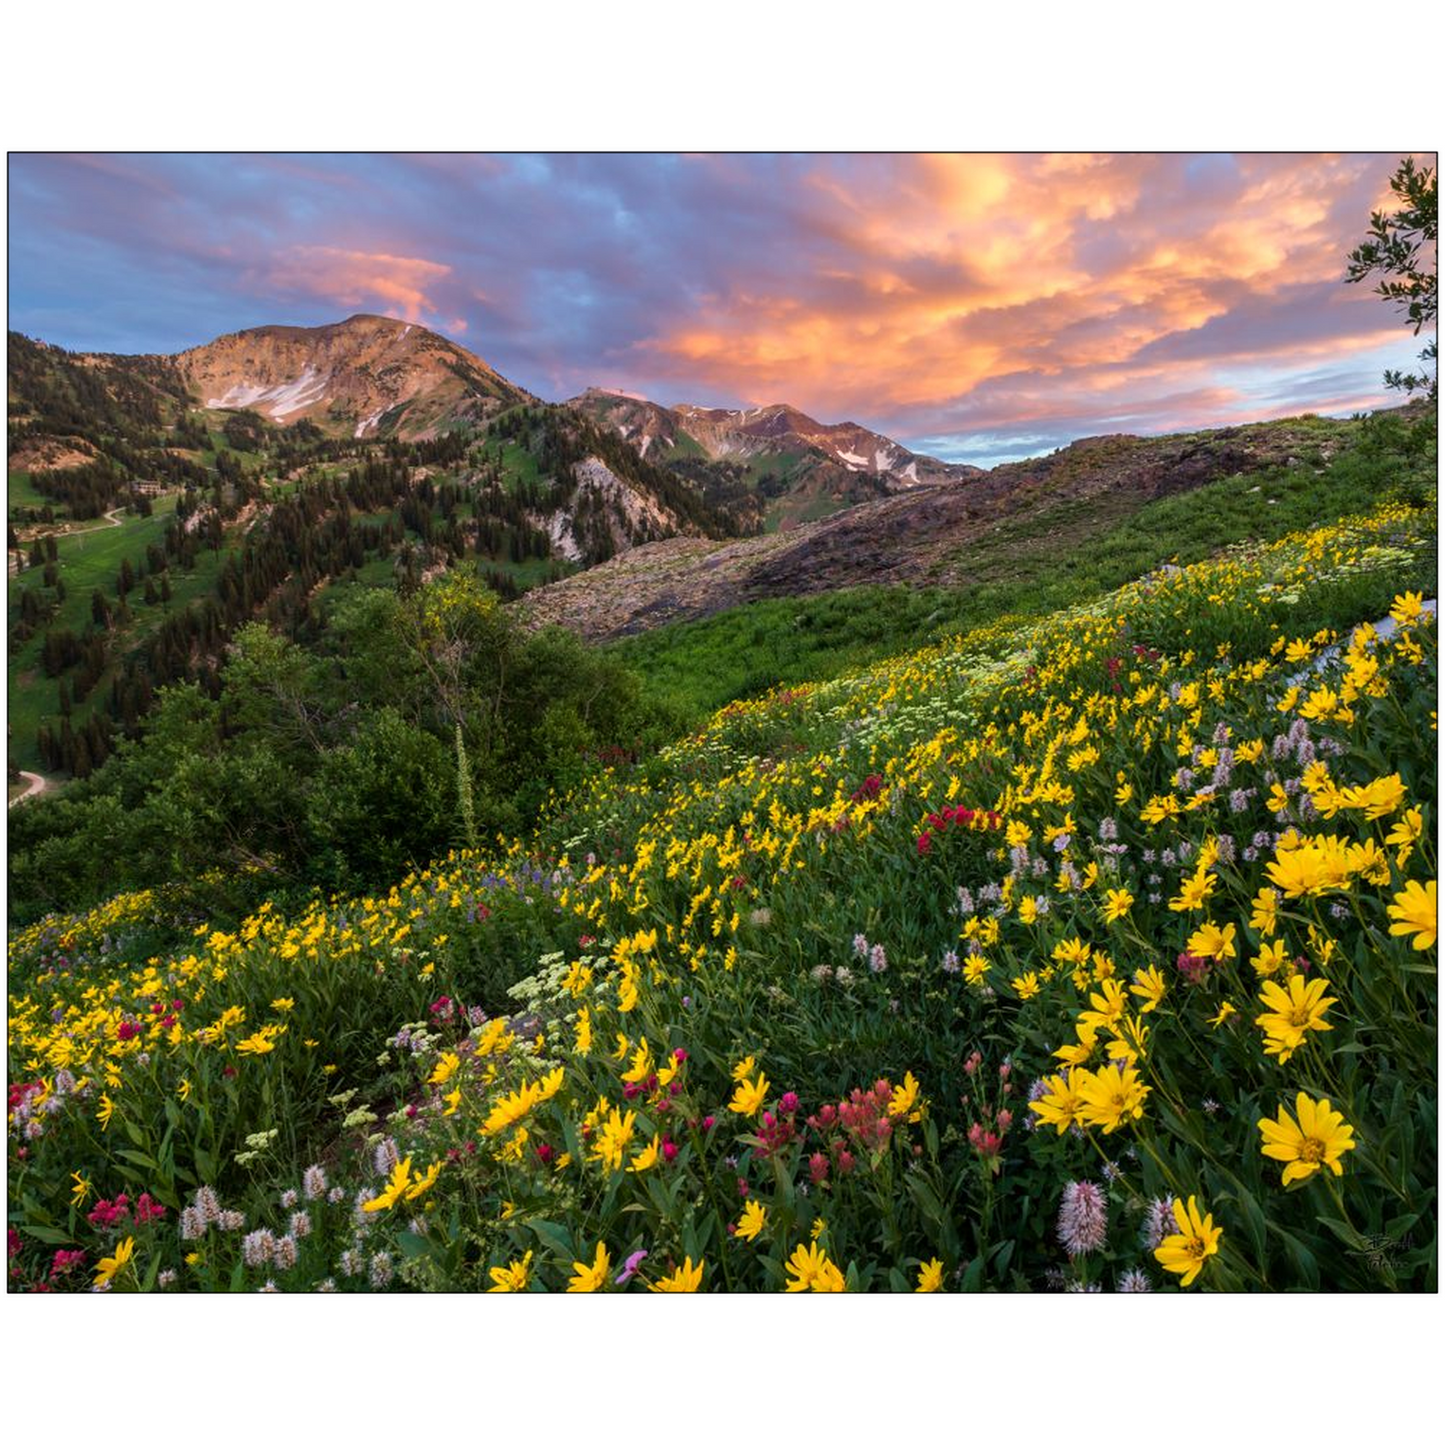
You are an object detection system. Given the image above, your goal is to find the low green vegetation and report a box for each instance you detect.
[614,407,1437,724]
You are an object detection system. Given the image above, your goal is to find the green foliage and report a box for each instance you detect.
[307,708,455,890]
[1345,155,1438,399]
[7,570,670,924]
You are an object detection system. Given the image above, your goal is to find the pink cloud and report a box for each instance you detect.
[254,245,454,323]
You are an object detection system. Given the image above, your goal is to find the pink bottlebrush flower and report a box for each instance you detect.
[661,1139,679,1164]
[837,1150,856,1175]
[1057,1180,1109,1256]
[809,1152,830,1184]
[778,1092,800,1116]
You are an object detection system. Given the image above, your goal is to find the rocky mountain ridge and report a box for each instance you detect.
[519,414,1363,639]
[568,387,985,530]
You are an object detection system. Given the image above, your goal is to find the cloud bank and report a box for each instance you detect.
[7,152,1425,462]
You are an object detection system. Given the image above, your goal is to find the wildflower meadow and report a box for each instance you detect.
[7,496,1436,1293]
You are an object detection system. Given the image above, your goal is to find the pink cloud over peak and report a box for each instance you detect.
[256,245,454,325]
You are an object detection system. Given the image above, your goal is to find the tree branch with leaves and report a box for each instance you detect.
[1345,155,1437,401]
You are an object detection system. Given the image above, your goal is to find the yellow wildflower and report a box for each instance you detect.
[1076,1063,1150,1133]
[916,1258,945,1292]
[1258,1093,1356,1185]
[784,1241,846,1292]
[728,1072,770,1117]
[649,1256,705,1292]
[362,1157,414,1212]
[1387,880,1436,951]
[487,1250,533,1292]
[94,1236,136,1289]
[1154,1196,1221,1287]
[427,1051,460,1087]
[735,1200,767,1242]
[567,1241,611,1293]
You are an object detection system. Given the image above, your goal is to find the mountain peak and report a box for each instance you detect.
[176,316,531,438]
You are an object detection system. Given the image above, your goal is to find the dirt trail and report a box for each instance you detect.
[8,771,47,808]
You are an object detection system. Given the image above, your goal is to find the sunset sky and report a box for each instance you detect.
[7,152,1429,464]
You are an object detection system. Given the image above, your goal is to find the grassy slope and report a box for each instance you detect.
[7,470,52,513]
[612,415,1438,723]
[5,496,234,770]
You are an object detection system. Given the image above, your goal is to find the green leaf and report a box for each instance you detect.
[21,1224,75,1246]
[528,1218,577,1261]
[397,1229,431,1260]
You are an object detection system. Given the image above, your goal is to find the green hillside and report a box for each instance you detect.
[6,471,1436,1291]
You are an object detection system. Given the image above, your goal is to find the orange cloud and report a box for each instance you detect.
[258,245,453,323]
[640,153,1406,432]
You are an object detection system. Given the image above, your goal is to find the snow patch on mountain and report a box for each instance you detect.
[206,365,330,420]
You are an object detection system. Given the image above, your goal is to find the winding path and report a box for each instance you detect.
[8,771,47,808]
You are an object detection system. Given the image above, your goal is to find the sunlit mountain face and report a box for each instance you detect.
[8,152,1420,465]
